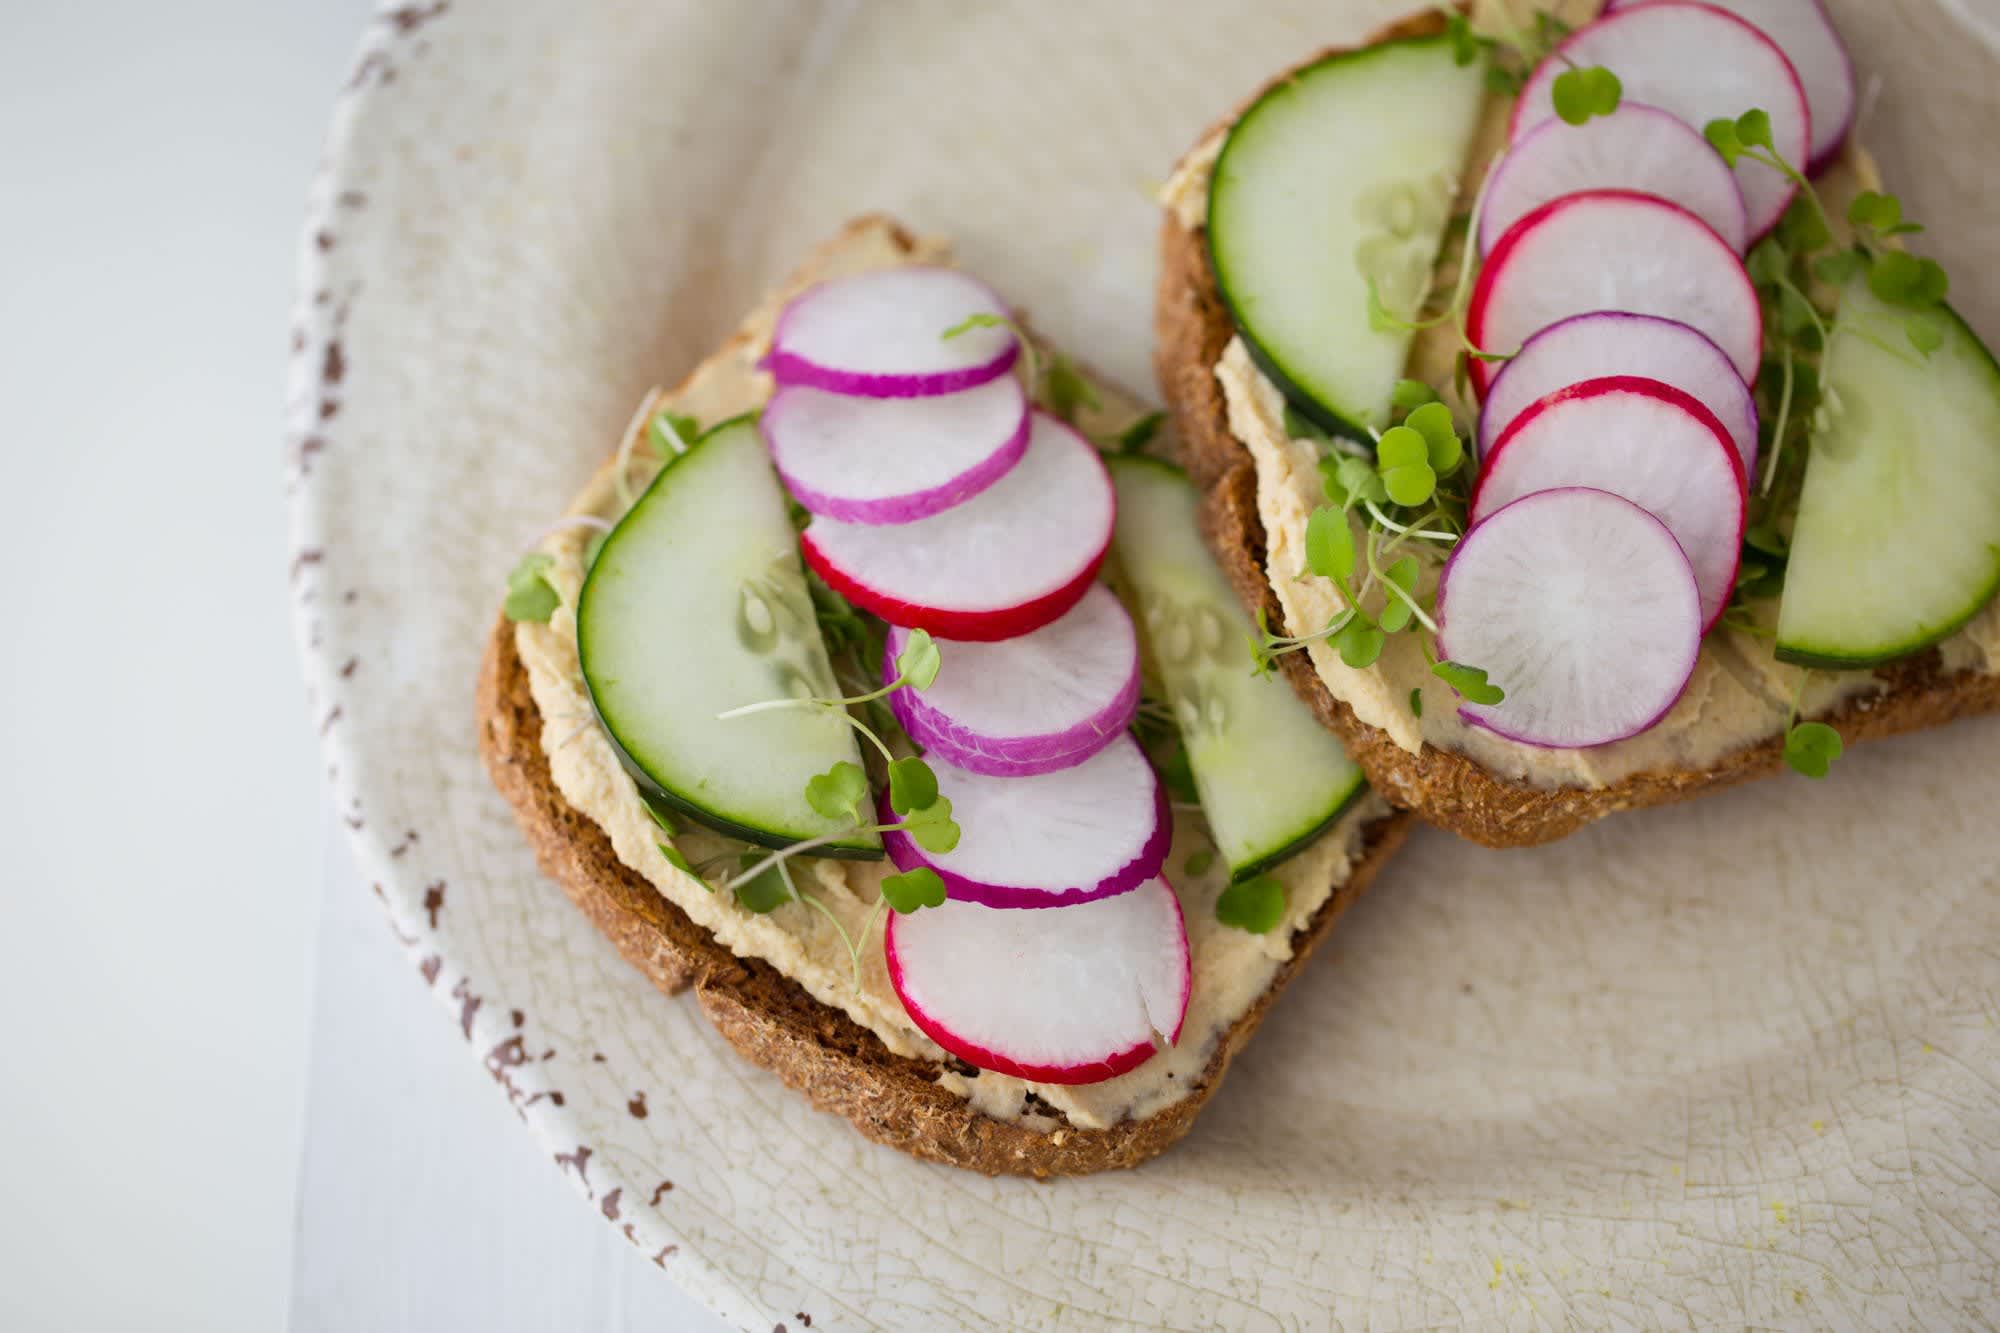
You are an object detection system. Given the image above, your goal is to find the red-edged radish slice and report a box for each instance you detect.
[885,584,1140,777]
[1472,375,1746,630]
[767,267,1019,397]
[1607,0,1854,173]
[765,376,1030,525]
[1437,488,1702,748]
[1478,312,1759,474]
[1511,1,1810,238]
[1465,190,1760,398]
[1480,103,1748,256]
[880,734,1169,909]
[885,875,1190,1084]
[800,411,1114,641]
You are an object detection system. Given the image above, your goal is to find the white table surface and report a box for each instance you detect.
[0,4,722,1328]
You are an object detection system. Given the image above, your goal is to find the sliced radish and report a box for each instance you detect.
[1607,0,1854,173]
[1480,103,1748,256]
[1472,375,1746,630]
[880,734,1169,910]
[1478,312,1759,474]
[800,411,1114,641]
[765,376,1030,524]
[885,584,1140,777]
[885,875,1190,1085]
[1436,488,1702,748]
[767,267,1019,398]
[1511,1,1810,238]
[1465,190,1761,397]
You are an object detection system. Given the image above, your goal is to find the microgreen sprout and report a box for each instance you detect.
[1780,669,1843,779]
[1550,65,1622,125]
[715,628,941,764]
[1215,872,1285,934]
[649,410,699,458]
[503,552,561,624]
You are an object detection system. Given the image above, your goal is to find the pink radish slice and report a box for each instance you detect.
[766,376,1030,524]
[1480,104,1748,256]
[1465,190,1760,398]
[885,875,1190,1084]
[1607,0,1853,173]
[800,411,1114,642]
[767,266,1019,398]
[1511,1,1810,238]
[880,734,1169,910]
[1478,312,1759,474]
[885,584,1140,777]
[1472,375,1746,630]
[1437,488,1702,748]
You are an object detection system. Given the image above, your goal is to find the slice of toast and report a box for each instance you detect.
[1153,14,2000,850]
[477,214,1412,1177]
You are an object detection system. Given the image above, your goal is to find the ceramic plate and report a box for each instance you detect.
[289,2,2000,1326]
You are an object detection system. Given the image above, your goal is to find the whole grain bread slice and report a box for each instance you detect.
[475,212,1412,1176]
[1152,15,2000,850]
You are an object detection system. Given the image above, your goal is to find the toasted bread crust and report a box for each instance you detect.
[1153,23,2000,849]
[478,615,1409,1176]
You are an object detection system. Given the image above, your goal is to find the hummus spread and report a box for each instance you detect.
[1160,4,2000,790]
[516,223,1390,1132]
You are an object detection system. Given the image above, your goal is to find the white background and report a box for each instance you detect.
[0,4,720,1329]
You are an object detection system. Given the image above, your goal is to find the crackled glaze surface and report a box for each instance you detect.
[290,2,2000,1326]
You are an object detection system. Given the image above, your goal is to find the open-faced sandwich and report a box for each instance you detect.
[478,215,1409,1176]
[1157,0,2000,847]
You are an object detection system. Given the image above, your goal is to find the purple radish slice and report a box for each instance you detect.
[767,266,1019,398]
[885,875,1190,1085]
[1465,190,1761,398]
[1480,103,1749,256]
[1607,0,1854,174]
[880,733,1169,910]
[765,375,1030,525]
[1472,375,1746,631]
[1511,1,1810,239]
[1478,312,1759,474]
[1437,488,1702,749]
[885,584,1140,778]
[800,411,1114,642]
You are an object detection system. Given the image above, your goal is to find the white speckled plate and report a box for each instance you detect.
[290,2,2000,1327]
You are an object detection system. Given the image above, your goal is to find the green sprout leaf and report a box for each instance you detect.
[1812,248,1866,288]
[1704,117,1744,166]
[503,553,561,624]
[887,755,939,816]
[1777,196,1831,253]
[941,312,1004,340]
[656,841,695,876]
[900,796,960,854]
[1334,619,1386,669]
[804,760,869,825]
[1433,659,1505,706]
[880,866,947,914]
[1215,873,1286,934]
[1746,236,1791,288]
[1404,401,1463,476]
[1045,355,1101,423]
[734,854,791,914]
[1321,453,1388,508]
[1782,720,1843,778]
[1551,65,1622,125]
[1846,190,1903,234]
[1114,410,1164,456]
[639,793,678,836]
[1379,555,1420,634]
[1305,506,1356,581]
[1906,314,1944,357]
[1409,687,1424,718]
[895,628,942,691]
[1183,847,1216,877]
[1391,378,1440,411]
[1445,11,1485,66]
[1868,250,1948,309]
[1376,424,1438,507]
[1734,108,1773,151]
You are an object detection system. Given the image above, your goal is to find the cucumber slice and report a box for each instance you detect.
[1207,34,1487,438]
[577,416,879,856]
[1108,457,1367,881]
[1775,281,2000,668]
